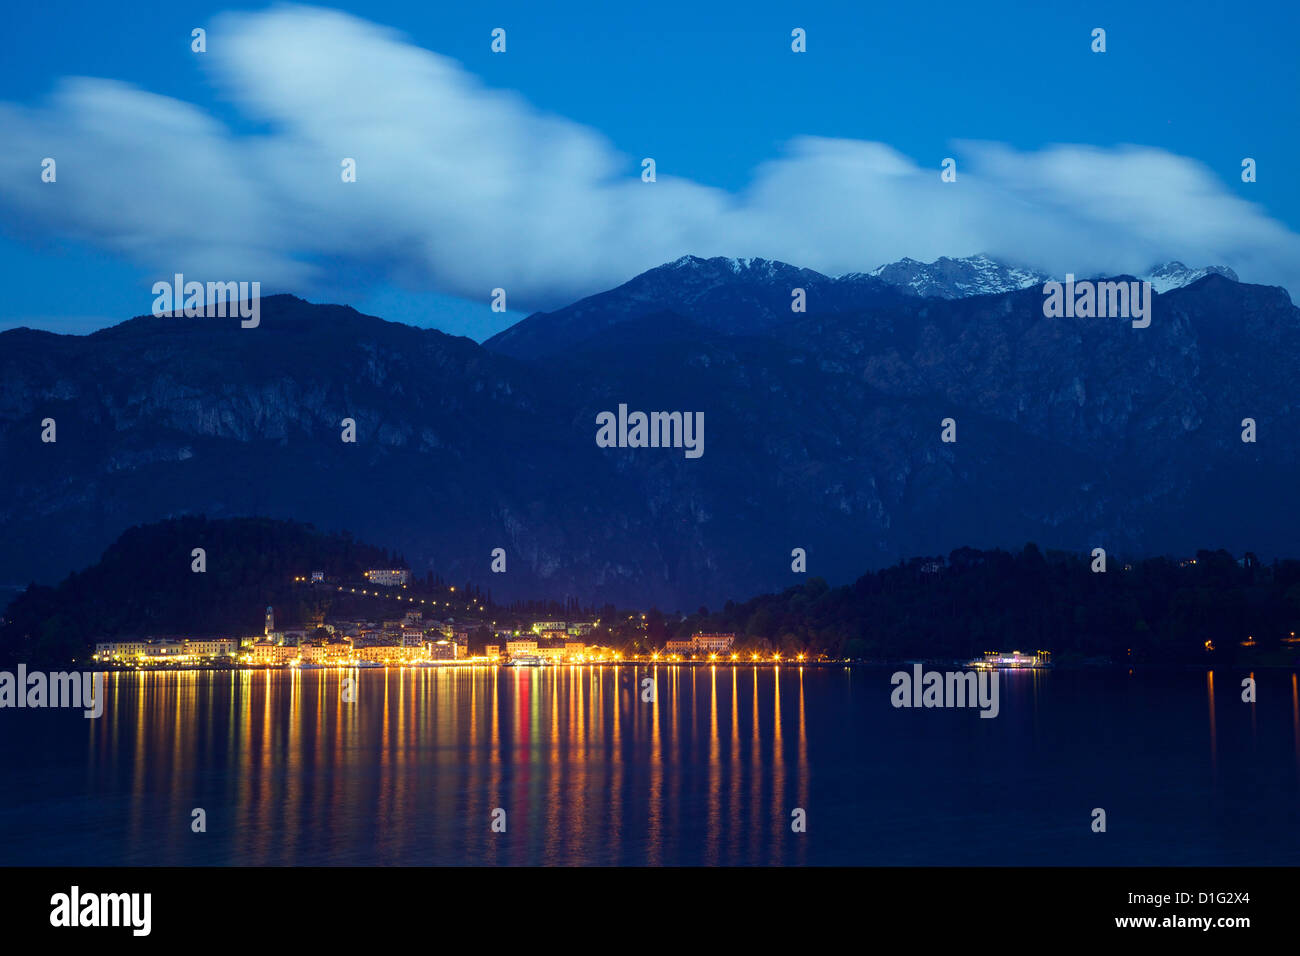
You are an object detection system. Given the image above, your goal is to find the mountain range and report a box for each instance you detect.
[861,254,1237,298]
[484,254,1240,358]
[0,254,1292,609]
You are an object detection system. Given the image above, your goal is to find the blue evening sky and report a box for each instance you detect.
[2,0,1296,339]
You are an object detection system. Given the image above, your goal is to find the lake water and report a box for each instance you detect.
[1,665,1297,865]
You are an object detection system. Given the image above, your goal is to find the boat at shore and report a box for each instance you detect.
[967,650,1051,669]
[507,655,545,667]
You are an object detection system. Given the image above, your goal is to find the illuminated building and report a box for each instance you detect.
[250,641,291,665]
[93,638,238,663]
[364,568,411,587]
[691,633,736,653]
[298,642,327,664]
[181,638,238,658]
[428,640,458,661]
[356,644,424,664]
[969,649,1052,669]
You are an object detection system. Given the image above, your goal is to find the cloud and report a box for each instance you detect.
[0,4,1296,314]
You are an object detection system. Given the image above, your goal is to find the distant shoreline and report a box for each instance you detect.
[26,659,1295,673]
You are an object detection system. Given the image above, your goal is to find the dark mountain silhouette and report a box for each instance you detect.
[484,254,908,359]
[0,516,394,663]
[1,262,1297,609]
[484,253,1240,358]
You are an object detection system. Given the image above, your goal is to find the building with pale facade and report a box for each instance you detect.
[94,638,238,663]
[356,644,425,664]
[428,640,461,661]
[692,633,736,654]
[365,568,411,587]
[249,641,292,665]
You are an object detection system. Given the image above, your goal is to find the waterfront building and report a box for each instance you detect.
[428,640,458,661]
[323,641,353,663]
[93,638,238,663]
[298,642,328,664]
[250,641,291,665]
[692,633,736,654]
[181,638,238,659]
[297,641,353,664]
[138,640,185,661]
[94,640,149,661]
[356,644,424,664]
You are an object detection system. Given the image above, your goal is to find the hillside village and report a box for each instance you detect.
[92,566,739,667]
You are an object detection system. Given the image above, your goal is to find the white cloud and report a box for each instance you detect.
[0,4,1296,315]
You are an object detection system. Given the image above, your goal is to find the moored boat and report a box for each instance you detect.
[968,649,1051,669]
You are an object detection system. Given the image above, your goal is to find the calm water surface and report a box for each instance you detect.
[1,666,1297,865]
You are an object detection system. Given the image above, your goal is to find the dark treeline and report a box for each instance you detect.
[667,544,1300,665]
[1,516,392,664]
[5,518,1299,668]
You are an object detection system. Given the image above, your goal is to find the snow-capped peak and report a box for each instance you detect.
[1139,261,1239,293]
[856,254,1047,299]
[662,253,1239,299]
[856,254,1241,299]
